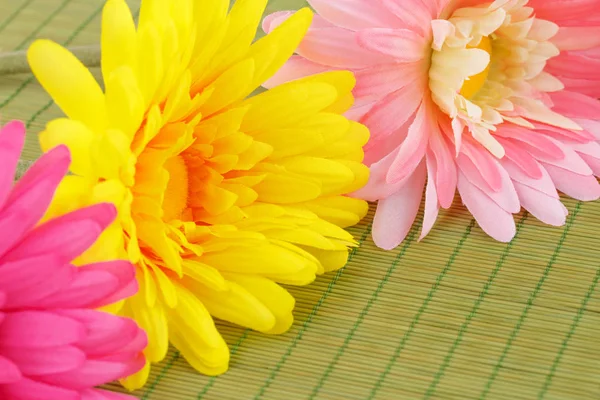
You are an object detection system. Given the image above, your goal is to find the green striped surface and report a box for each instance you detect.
[2,1,599,399]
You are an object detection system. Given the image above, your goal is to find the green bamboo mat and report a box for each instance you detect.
[2,1,600,399]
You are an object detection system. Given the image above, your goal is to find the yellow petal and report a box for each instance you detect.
[120,359,150,391]
[40,119,96,176]
[247,7,313,87]
[301,196,369,228]
[127,292,169,363]
[199,281,276,332]
[105,66,145,139]
[27,40,107,133]
[168,285,230,375]
[101,0,137,83]
[200,243,315,275]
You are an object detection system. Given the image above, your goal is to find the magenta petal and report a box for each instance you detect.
[0,121,26,209]
[0,377,79,400]
[56,309,142,357]
[37,269,119,310]
[3,261,75,310]
[3,203,117,264]
[1,345,85,376]
[81,388,139,400]
[73,260,137,308]
[0,311,84,348]
[38,355,146,390]
[0,355,22,384]
[0,145,71,258]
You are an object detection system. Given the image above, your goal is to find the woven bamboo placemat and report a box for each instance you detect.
[2,1,599,399]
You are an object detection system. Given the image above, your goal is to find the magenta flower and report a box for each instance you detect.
[0,121,146,399]
[264,0,600,249]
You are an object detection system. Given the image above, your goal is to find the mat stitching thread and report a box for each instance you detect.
[477,203,581,400]
[365,219,476,400]
[0,0,36,35]
[0,0,98,111]
[24,4,139,129]
[16,0,73,50]
[250,223,374,400]
[307,218,424,400]
[196,330,250,399]
[537,263,600,399]
[423,212,531,399]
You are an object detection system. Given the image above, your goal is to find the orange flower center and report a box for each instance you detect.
[162,155,189,222]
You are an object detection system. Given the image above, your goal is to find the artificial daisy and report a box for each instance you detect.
[0,121,146,400]
[264,0,600,249]
[27,0,369,388]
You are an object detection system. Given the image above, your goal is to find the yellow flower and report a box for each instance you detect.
[27,0,369,389]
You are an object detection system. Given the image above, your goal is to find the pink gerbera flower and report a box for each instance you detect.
[0,120,146,399]
[264,0,600,249]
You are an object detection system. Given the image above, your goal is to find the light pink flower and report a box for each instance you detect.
[0,121,146,399]
[263,0,600,249]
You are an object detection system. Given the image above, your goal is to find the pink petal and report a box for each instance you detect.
[497,138,544,179]
[460,140,504,191]
[353,146,412,201]
[3,203,117,264]
[380,0,435,36]
[495,125,564,160]
[552,26,600,51]
[297,27,391,69]
[0,377,79,400]
[263,56,333,89]
[428,118,457,208]
[534,122,595,143]
[456,154,520,213]
[0,121,26,209]
[307,0,404,31]
[357,28,428,62]
[573,118,600,141]
[543,164,600,201]
[361,82,423,142]
[372,162,427,250]
[1,345,85,376]
[457,172,516,243]
[354,61,425,99]
[0,355,22,384]
[386,101,430,183]
[549,91,600,120]
[0,311,84,348]
[420,157,440,240]
[501,159,559,199]
[514,183,567,226]
[535,137,593,176]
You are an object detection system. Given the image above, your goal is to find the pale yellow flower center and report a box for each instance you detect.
[427,0,579,158]
[459,36,492,99]
[163,155,189,222]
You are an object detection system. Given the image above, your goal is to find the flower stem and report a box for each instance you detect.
[0,44,101,76]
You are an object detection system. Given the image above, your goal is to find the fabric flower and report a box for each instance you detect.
[264,0,600,249]
[27,0,369,388]
[0,121,146,400]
